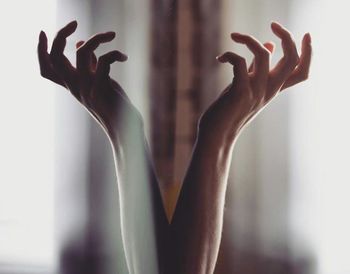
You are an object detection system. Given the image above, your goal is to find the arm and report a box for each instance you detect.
[169,22,312,274]
[38,21,169,274]
[109,124,169,274]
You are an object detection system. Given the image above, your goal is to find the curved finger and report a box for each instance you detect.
[216,51,248,82]
[76,40,84,49]
[50,21,77,55]
[76,32,116,74]
[269,22,300,90]
[49,21,77,87]
[38,31,65,86]
[231,33,270,82]
[248,41,275,73]
[95,50,128,83]
[280,33,312,91]
[76,40,97,71]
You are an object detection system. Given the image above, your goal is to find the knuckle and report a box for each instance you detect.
[55,31,65,40]
[50,54,59,64]
[237,56,245,64]
[99,54,109,63]
[235,55,246,66]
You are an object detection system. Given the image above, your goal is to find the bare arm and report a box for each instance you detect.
[38,21,169,274]
[169,22,312,274]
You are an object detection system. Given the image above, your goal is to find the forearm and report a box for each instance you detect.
[109,126,169,274]
[169,129,237,274]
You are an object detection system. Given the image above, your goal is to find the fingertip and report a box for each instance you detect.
[271,21,283,36]
[230,32,241,39]
[105,31,116,39]
[304,32,312,44]
[271,21,281,29]
[38,31,48,51]
[63,20,78,34]
[70,20,78,29]
[264,41,275,53]
[120,53,128,62]
[39,30,47,40]
[216,54,226,63]
[111,50,128,62]
[76,40,85,49]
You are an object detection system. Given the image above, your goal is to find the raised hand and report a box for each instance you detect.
[199,22,312,144]
[38,22,171,274]
[169,23,312,274]
[38,20,142,140]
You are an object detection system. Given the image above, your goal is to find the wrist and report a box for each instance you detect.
[196,121,240,151]
[195,129,236,162]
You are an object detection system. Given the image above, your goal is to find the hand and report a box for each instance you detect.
[38,21,143,140]
[199,22,312,143]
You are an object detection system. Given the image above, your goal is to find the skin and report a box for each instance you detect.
[169,22,312,274]
[38,21,169,274]
[38,21,311,274]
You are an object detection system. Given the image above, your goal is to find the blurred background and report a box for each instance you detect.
[0,0,349,273]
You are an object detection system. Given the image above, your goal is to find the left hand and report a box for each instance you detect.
[198,22,312,143]
[38,21,143,141]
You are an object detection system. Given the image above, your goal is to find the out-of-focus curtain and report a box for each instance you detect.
[55,1,151,274]
[55,0,314,273]
[215,0,298,272]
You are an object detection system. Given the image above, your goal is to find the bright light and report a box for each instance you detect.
[289,0,350,273]
[0,0,57,270]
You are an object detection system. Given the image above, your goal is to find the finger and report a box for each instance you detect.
[76,40,84,49]
[50,21,78,87]
[37,31,65,86]
[269,22,300,91]
[217,52,249,83]
[280,33,312,91]
[248,42,275,73]
[76,40,97,71]
[95,50,128,83]
[51,21,77,55]
[76,32,116,75]
[231,33,271,82]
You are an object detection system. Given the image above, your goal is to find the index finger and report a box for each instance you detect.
[280,33,312,91]
[50,20,78,56]
[269,22,300,91]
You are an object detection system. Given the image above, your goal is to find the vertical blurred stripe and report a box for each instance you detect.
[0,0,56,270]
[289,0,350,273]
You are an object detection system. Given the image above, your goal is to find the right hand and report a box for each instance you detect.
[198,22,312,144]
[38,20,143,139]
